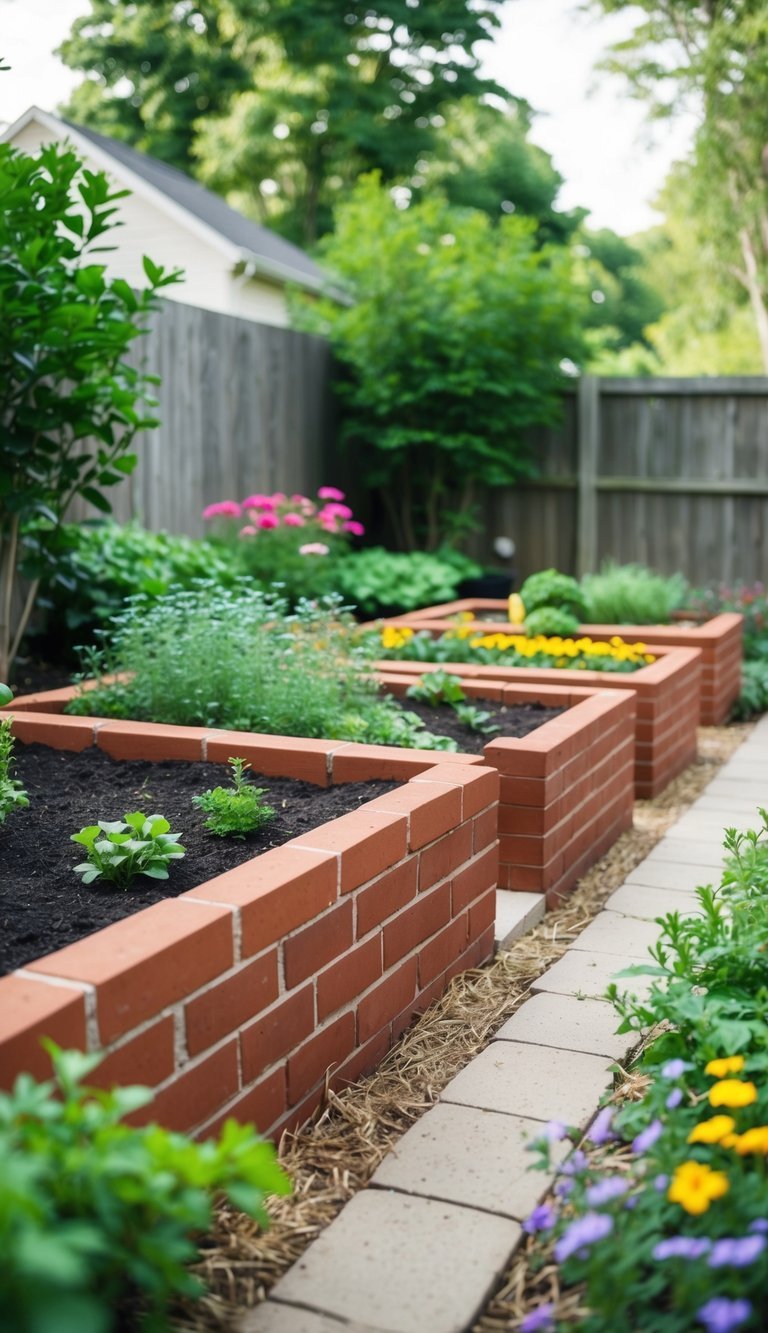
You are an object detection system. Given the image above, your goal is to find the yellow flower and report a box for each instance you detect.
[380,626,414,650]
[687,1115,736,1145]
[732,1126,768,1156]
[705,1056,745,1078]
[668,1161,729,1215]
[708,1079,758,1109]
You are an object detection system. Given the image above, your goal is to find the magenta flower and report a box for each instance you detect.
[258,513,279,529]
[520,1305,555,1333]
[554,1212,613,1263]
[587,1107,617,1145]
[632,1119,663,1154]
[707,1236,766,1268]
[283,513,305,527]
[241,494,273,509]
[344,520,365,536]
[290,493,309,504]
[202,500,241,519]
[697,1298,752,1333]
[522,1204,557,1235]
[653,1236,711,1260]
[321,502,353,520]
[318,485,345,501]
[585,1176,629,1207]
[271,492,287,503]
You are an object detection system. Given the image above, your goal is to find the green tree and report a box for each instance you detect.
[0,140,180,680]
[587,0,768,370]
[60,0,507,245]
[296,175,585,551]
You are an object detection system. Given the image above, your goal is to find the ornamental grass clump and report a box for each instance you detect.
[522,814,768,1333]
[377,626,655,673]
[67,584,455,750]
[582,561,689,625]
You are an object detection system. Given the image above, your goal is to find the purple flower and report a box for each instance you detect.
[654,1174,670,1192]
[588,1106,617,1145]
[748,1218,768,1234]
[542,1120,569,1143]
[666,1088,684,1110]
[697,1298,753,1333]
[707,1236,766,1268]
[632,1118,664,1154]
[661,1059,692,1079]
[558,1149,589,1177]
[554,1212,614,1263]
[523,1204,557,1235]
[653,1236,711,1260]
[586,1176,630,1207]
[555,1177,574,1199]
[520,1305,556,1333]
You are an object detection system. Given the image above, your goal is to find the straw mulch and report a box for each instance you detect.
[172,723,750,1331]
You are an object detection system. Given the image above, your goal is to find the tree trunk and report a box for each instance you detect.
[738,226,768,373]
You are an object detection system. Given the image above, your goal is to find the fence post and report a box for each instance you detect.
[576,374,600,577]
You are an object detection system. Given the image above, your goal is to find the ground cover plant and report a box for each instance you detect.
[65,584,456,751]
[334,546,481,618]
[521,815,768,1333]
[0,1044,290,1333]
[377,626,655,673]
[581,562,690,625]
[192,757,276,838]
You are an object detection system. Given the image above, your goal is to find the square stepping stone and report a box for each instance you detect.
[572,911,660,960]
[624,860,716,892]
[605,883,703,921]
[666,813,753,841]
[243,1304,383,1333]
[371,1102,567,1220]
[644,839,725,869]
[494,990,638,1060]
[439,1040,612,1125]
[268,1189,519,1333]
[496,890,545,948]
[532,949,653,1003]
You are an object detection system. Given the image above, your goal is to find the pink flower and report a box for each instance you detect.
[320,517,339,532]
[258,513,279,529]
[239,525,257,537]
[300,500,317,515]
[320,502,353,520]
[290,493,310,504]
[299,542,330,556]
[202,500,242,520]
[241,494,273,510]
[283,512,305,527]
[343,520,365,536]
[271,492,287,504]
[317,486,345,501]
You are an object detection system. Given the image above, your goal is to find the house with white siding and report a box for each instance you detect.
[2,106,329,327]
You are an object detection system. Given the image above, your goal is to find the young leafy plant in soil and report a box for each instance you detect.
[0,715,28,824]
[72,812,185,887]
[192,757,276,838]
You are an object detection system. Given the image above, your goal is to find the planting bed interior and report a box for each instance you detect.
[397,698,565,750]
[0,706,499,1144]
[381,598,743,726]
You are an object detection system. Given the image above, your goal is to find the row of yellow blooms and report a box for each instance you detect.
[669,1055,765,1216]
[379,623,656,667]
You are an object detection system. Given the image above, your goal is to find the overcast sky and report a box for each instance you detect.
[0,0,696,236]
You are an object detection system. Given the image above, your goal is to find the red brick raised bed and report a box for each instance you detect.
[379,673,635,905]
[380,599,742,726]
[0,707,498,1141]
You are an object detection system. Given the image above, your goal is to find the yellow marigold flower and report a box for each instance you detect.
[732,1126,768,1156]
[705,1056,745,1078]
[687,1116,736,1145]
[668,1161,730,1215]
[720,1133,739,1149]
[709,1079,758,1109]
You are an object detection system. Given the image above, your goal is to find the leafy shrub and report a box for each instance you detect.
[71,813,185,887]
[335,547,481,617]
[581,561,689,625]
[733,660,768,719]
[66,584,455,751]
[193,758,276,838]
[405,670,467,707]
[0,1045,290,1333]
[524,607,581,638]
[0,716,28,825]
[519,569,588,620]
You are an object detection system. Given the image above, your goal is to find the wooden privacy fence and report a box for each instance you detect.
[69,298,335,536]
[475,376,768,585]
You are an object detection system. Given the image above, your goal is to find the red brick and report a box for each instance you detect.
[412,764,499,818]
[241,986,315,1083]
[418,914,469,988]
[357,957,418,1044]
[185,950,279,1057]
[473,805,498,852]
[184,846,338,958]
[444,927,495,983]
[28,899,233,1045]
[331,744,483,782]
[11,711,97,752]
[90,1015,175,1091]
[332,1029,390,1092]
[271,1085,326,1140]
[290,810,408,894]
[205,731,339,786]
[394,974,447,1040]
[287,1012,356,1105]
[364,783,463,850]
[129,1040,240,1134]
[451,845,498,915]
[201,1067,287,1140]
[96,720,206,761]
[419,822,473,891]
[356,859,418,938]
[317,936,382,1021]
[0,975,87,1088]
[469,889,496,938]
[284,899,353,989]
[383,881,451,968]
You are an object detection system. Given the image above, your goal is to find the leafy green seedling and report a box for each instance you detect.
[0,716,28,824]
[72,812,185,887]
[406,670,467,707]
[193,757,276,838]
[453,702,500,735]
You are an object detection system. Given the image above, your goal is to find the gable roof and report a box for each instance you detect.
[2,106,328,294]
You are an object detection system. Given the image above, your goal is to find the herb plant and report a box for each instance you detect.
[72,812,185,887]
[453,703,499,735]
[405,670,467,707]
[581,561,689,625]
[194,758,276,838]
[0,1044,290,1333]
[0,716,28,825]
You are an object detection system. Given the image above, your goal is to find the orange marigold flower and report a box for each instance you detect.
[668,1161,729,1215]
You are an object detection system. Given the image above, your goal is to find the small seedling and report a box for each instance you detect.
[193,757,276,838]
[406,670,467,707]
[72,812,185,887]
[454,702,500,735]
[0,716,28,824]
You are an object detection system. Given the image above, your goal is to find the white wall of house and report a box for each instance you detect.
[10,118,292,327]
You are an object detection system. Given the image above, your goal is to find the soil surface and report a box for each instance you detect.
[0,746,398,976]
[402,699,564,751]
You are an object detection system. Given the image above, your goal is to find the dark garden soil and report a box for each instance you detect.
[0,745,399,976]
[400,698,564,752]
